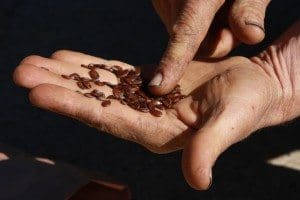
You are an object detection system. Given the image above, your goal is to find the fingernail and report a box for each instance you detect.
[148,72,162,86]
[207,170,213,190]
[245,20,265,33]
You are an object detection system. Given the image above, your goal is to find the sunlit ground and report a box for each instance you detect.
[268,150,300,172]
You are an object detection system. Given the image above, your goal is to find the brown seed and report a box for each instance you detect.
[116,69,129,78]
[107,95,116,99]
[89,70,99,80]
[150,109,162,117]
[94,80,105,86]
[77,81,85,89]
[102,100,111,107]
[82,81,92,89]
[91,89,105,98]
[156,104,165,110]
[65,62,186,117]
[69,73,80,80]
[84,93,94,98]
[61,74,71,79]
[93,64,108,70]
[112,87,124,99]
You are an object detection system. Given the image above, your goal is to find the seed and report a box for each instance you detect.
[89,70,99,80]
[82,81,92,89]
[77,81,85,89]
[61,62,186,116]
[69,73,80,80]
[94,81,105,86]
[91,89,105,98]
[102,100,111,107]
[150,109,162,117]
[112,87,124,99]
[61,74,71,79]
[116,69,129,78]
[84,93,94,98]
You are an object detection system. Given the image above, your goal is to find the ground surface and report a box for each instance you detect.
[0,0,299,199]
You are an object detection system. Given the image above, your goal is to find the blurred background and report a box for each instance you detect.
[0,0,299,199]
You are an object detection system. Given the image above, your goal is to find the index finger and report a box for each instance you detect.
[149,0,225,94]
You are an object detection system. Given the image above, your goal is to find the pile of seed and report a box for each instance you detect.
[61,64,186,117]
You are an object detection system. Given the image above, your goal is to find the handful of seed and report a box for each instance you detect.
[61,64,186,117]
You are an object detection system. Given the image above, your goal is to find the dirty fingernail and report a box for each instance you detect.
[148,72,162,86]
[245,20,265,32]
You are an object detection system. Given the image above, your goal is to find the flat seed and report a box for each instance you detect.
[82,81,92,89]
[69,73,80,80]
[94,81,105,86]
[84,93,94,98]
[89,70,99,79]
[102,100,111,107]
[150,109,162,117]
[61,74,71,79]
[107,95,116,99]
[77,81,85,89]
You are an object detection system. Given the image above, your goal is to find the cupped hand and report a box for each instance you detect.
[149,0,271,94]
[13,45,296,190]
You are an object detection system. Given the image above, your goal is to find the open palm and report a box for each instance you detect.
[13,50,287,189]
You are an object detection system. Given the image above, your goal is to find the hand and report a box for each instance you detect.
[13,33,299,190]
[149,0,271,94]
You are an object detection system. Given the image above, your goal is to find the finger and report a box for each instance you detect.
[19,55,118,84]
[13,63,114,94]
[149,0,225,94]
[29,84,132,139]
[196,28,240,58]
[229,0,271,45]
[182,102,254,190]
[29,84,185,153]
[151,0,183,33]
[51,50,134,70]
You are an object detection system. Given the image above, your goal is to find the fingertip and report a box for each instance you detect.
[229,1,268,45]
[182,133,214,190]
[148,62,186,95]
[13,64,40,88]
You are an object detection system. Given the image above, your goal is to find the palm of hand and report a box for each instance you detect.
[13,50,280,189]
[13,50,278,152]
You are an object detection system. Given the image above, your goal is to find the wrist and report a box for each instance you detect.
[251,20,300,126]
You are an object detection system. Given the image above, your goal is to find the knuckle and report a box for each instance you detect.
[51,49,70,59]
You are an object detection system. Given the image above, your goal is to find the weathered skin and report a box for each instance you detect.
[13,21,299,190]
[150,0,271,95]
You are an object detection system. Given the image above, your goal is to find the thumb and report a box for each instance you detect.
[149,0,225,95]
[229,0,271,45]
[182,103,254,190]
